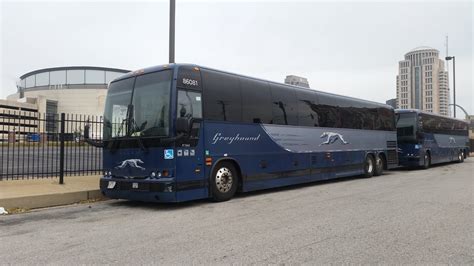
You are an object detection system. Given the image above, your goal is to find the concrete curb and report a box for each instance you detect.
[2,190,106,210]
[0,175,105,211]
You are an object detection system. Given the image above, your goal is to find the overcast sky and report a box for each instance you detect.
[1,0,472,116]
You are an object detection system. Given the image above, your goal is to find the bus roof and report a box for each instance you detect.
[111,63,393,110]
[395,109,468,123]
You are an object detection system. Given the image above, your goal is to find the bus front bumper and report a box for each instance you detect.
[100,178,177,202]
[398,155,422,167]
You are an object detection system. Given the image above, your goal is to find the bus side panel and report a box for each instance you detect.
[204,122,396,192]
[175,125,209,202]
[425,133,468,164]
[399,133,469,167]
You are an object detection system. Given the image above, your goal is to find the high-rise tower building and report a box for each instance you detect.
[285,75,310,88]
[396,46,450,116]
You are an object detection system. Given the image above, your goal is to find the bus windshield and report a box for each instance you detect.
[103,70,172,140]
[396,112,417,143]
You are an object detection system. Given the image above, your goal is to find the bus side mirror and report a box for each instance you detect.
[83,123,104,148]
[176,117,192,134]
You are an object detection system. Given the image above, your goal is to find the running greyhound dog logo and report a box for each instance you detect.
[319,132,349,145]
[115,159,146,170]
[449,137,456,144]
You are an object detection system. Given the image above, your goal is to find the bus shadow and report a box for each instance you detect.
[395,161,464,171]
[106,171,401,210]
[108,198,209,211]
[235,172,395,199]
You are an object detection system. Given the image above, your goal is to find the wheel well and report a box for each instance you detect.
[378,152,387,170]
[425,150,431,162]
[213,159,243,191]
[366,152,375,160]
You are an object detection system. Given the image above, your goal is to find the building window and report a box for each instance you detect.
[67,70,85,85]
[85,70,105,84]
[50,71,66,85]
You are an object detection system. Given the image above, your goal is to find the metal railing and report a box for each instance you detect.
[0,110,103,181]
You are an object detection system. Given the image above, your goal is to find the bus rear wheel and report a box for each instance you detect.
[374,154,385,176]
[210,162,239,202]
[363,155,375,178]
[457,151,464,163]
[422,153,431,169]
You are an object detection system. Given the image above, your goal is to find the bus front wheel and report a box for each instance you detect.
[363,155,375,178]
[210,162,239,202]
[422,153,431,169]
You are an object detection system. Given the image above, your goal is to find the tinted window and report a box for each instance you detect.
[270,84,298,125]
[240,78,272,124]
[296,90,319,127]
[396,112,417,142]
[314,93,394,131]
[338,98,364,129]
[177,90,202,119]
[202,70,241,122]
[420,114,468,136]
[316,93,341,128]
[377,107,396,131]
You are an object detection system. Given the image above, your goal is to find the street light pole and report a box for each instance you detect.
[169,0,176,64]
[445,56,455,117]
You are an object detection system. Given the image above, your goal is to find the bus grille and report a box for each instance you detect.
[386,141,397,149]
[387,150,398,164]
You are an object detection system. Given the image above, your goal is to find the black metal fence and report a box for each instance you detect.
[0,110,103,181]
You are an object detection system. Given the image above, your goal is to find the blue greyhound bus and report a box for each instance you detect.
[87,64,398,202]
[396,109,469,169]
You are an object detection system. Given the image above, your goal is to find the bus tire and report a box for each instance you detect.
[363,154,375,178]
[374,154,384,176]
[457,150,464,163]
[422,152,431,169]
[210,161,239,202]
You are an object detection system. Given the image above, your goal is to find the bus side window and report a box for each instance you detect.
[240,78,272,124]
[177,89,202,119]
[270,84,298,126]
[201,70,242,122]
[297,90,319,127]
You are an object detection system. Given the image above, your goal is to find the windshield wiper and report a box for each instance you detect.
[125,104,148,153]
[108,104,148,153]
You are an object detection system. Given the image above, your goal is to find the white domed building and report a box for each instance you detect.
[7,66,129,116]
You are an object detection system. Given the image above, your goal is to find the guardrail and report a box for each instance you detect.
[0,110,103,181]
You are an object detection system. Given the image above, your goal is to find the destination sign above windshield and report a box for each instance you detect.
[177,66,202,90]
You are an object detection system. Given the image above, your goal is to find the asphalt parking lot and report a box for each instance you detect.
[1,159,472,264]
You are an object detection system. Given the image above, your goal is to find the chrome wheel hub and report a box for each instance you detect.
[376,157,382,167]
[215,167,233,193]
[367,159,374,173]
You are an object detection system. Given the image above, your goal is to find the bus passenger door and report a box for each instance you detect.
[175,89,206,201]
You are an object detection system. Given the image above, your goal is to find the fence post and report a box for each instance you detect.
[59,113,65,184]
